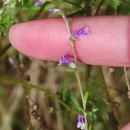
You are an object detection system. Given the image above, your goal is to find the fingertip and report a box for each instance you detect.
[9,23,23,51]
[8,19,71,61]
[9,24,16,47]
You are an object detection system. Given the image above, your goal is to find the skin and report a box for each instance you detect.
[9,16,130,129]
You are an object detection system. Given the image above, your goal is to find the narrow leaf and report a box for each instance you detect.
[83,91,89,104]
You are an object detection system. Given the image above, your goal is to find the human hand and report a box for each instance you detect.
[9,16,130,129]
[9,16,130,67]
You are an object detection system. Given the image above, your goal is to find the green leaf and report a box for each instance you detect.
[88,124,92,130]
[83,91,89,104]
[0,12,15,34]
[92,108,98,113]
[57,87,80,106]
[69,91,80,106]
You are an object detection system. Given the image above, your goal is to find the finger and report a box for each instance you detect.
[9,16,130,66]
[121,123,130,130]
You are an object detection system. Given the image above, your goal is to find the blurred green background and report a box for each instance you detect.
[0,0,130,130]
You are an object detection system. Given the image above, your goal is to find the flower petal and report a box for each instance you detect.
[78,115,84,122]
[58,55,76,68]
[69,62,76,68]
[48,8,60,13]
[71,27,90,39]
[77,121,82,128]
[58,55,71,65]
[34,0,41,6]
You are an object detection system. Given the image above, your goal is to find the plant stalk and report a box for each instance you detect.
[124,67,130,91]
[53,1,88,129]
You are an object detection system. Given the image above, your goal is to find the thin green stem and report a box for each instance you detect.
[53,1,77,63]
[53,1,88,129]
[75,70,88,129]
[0,44,11,57]
[124,67,130,91]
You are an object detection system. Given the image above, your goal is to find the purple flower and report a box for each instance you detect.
[34,0,41,6]
[71,27,90,39]
[48,8,60,13]
[58,55,76,68]
[77,115,86,129]
[78,115,84,122]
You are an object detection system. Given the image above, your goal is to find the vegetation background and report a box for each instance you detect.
[0,0,130,130]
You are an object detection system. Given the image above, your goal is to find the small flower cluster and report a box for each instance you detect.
[71,27,90,40]
[77,115,86,130]
[58,55,76,68]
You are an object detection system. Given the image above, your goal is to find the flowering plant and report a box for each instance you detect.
[0,0,130,130]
